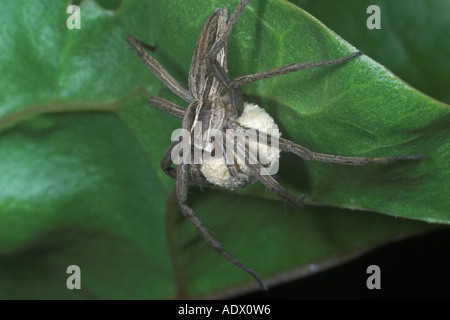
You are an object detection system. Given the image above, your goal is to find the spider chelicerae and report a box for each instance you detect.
[127,0,423,290]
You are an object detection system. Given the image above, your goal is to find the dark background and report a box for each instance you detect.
[238,228,450,299]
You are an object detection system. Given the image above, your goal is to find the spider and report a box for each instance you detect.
[127,0,423,290]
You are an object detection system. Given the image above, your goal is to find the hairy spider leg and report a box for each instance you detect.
[229,123,425,165]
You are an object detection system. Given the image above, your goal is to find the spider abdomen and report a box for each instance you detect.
[199,102,281,190]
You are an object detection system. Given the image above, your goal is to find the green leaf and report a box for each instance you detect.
[0,0,447,299]
[168,190,433,298]
[290,0,450,104]
[0,114,173,299]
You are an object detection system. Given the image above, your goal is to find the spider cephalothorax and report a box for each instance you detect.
[127,0,423,290]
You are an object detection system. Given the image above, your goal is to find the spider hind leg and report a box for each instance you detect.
[176,163,268,290]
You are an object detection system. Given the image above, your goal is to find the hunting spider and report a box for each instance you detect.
[127,0,423,290]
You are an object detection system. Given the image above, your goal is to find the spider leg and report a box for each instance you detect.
[227,136,304,210]
[226,163,249,181]
[176,162,267,290]
[209,59,244,116]
[191,164,213,186]
[161,141,214,187]
[232,51,364,87]
[136,40,155,52]
[127,35,193,103]
[209,0,251,59]
[161,141,178,179]
[149,96,185,118]
[151,97,214,185]
[205,0,252,116]
[229,122,424,165]
[279,137,425,165]
[247,162,304,211]
[126,36,155,52]
[221,136,254,182]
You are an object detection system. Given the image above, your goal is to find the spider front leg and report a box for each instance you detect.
[209,0,251,60]
[127,35,193,103]
[205,0,252,116]
[209,59,244,116]
[149,96,186,119]
[232,51,364,87]
[176,163,268,290]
